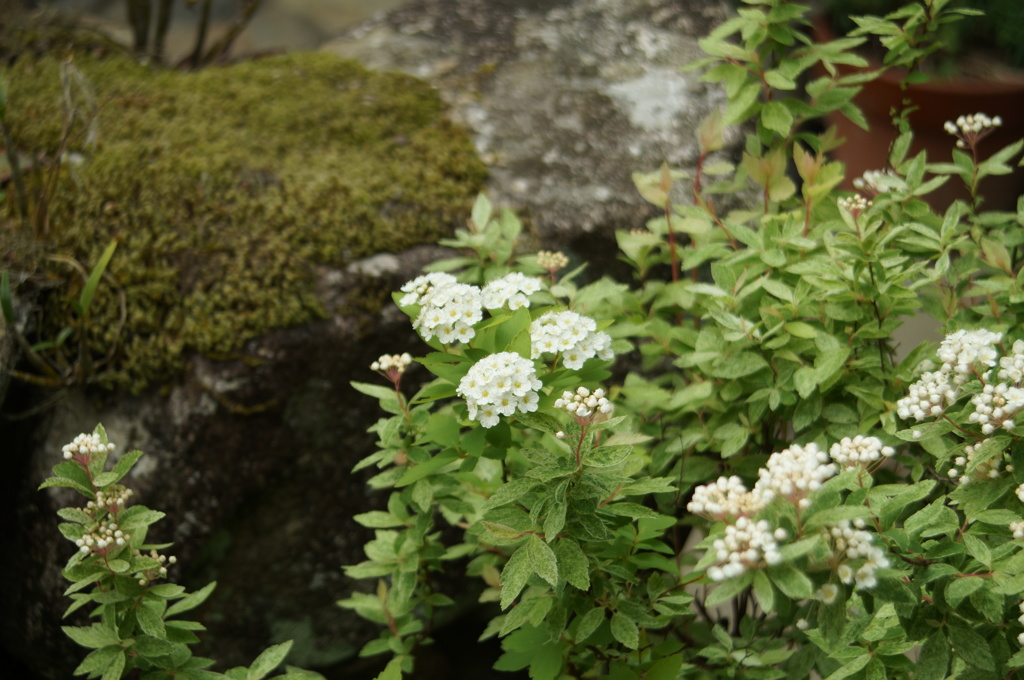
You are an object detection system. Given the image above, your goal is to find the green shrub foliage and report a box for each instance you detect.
[342,1,1024,678]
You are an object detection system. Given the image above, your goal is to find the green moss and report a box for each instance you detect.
[3,45,486,392]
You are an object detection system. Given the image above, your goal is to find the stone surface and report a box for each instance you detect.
[323,0,738,269]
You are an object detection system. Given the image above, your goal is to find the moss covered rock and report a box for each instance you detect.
[2,43,485,391]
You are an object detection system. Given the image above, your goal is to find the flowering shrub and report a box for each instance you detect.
[41,426,322,680]
[340,1,1024,679]
[40,0,1024,678]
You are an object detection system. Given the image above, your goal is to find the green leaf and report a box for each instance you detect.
[107,449,144,486]
[500,544,532,610]
[585,445,633,468]
[644,654,684,680]
[823,653,870,680]
[610,612,639,650]
[74,645,123,676]
[761,101,794,136]
[752,570,775,612]
[945,576,984,607]
[136,603,166,638]
[166,582,217,618]
[484,478,538,510]
[482,521,526,541]
[527,535,559,587]
[471,192,492,230]
[63,624,119,649]
[555,538,590,590]
[705,571,753,608]
[374,658,403,680]
[249,640,293,680]
[354,511,406,528]
[100,650,125,680]
[917,629,949,680]
[767,563,813,599]
[395,449,458,487]
[575,607,605,643]
[0,269,14,324]
[528,641,564,680]
[79,239,118,317]
[949,620,993,670]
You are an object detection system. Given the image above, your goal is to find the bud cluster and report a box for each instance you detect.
[76,519,131,555]
[687,475,765,521]
[706,517,785,582]
[754,443,836,510]
[828,519,889,590]
[537,250,569,272]
[828,436,894,471]
[837,194,871,217]
[136,548,178,586]
[554,386,613,420]
[86,486,134,513]
[63,432,116,461]
[944,112,1002,149]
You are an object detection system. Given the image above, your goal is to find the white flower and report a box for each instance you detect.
[482,272,542,310]
[457,352,542,428]
[531,310,614,369]
[816,583,839,605]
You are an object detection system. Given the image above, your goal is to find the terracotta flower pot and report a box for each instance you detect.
[815,17,1024,211]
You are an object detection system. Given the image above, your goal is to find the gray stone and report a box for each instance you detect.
[324,0,738,266]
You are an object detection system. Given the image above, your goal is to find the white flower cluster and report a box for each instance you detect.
[1011,520,1024,540]
[62,432,116,461]
[829,435,895,471]
[687,475,766,521]
[754,443,836,509]
[999,340,1024,383]
[482,272,541,310]
[828,519,890,589]
[944,113,1002,148]
[554,386,613,419]
[837,194,871,215]
[75,518,131,555]
[938,329,1002,382]
[897,329,1004,422]
[531,310,614,369]
[371,353,413,374]
[969,382,1024,434]
[852,168,903,194]
[706,517,785,582]
[456,352,541,428]
[399,272,484,343]
[537,250,569,271]
[1016,482,1024,504]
